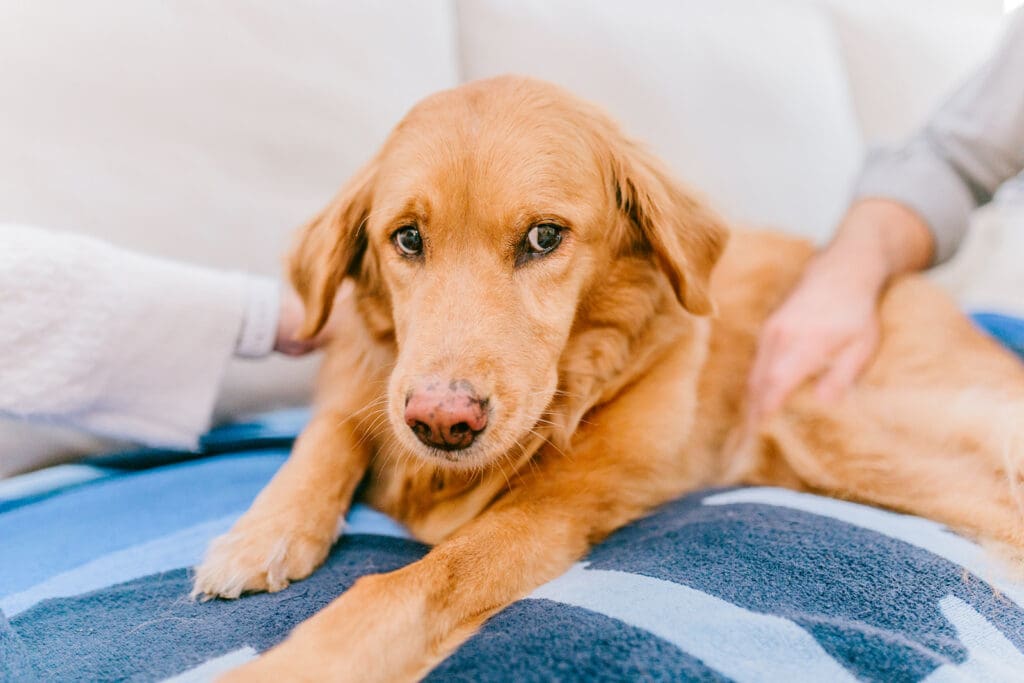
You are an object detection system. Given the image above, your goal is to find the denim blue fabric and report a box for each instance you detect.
[971,311,1024,361]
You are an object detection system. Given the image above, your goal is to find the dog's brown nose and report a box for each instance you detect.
[404,379,489,451]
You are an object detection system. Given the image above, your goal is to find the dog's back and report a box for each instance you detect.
[695,230,1024,555]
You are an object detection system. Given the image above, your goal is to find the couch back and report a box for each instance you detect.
[0,0,1006,470]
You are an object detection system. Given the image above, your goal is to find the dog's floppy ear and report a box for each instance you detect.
[289,159,377,339]
[611,140,728,315]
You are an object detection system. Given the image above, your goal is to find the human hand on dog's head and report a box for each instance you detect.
[275,279,354,356]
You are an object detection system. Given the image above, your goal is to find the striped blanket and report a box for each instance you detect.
[2,407,1023,682]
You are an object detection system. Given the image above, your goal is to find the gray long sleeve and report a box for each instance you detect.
[853,11,1024,265]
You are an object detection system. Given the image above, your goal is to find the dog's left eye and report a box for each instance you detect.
[525,224,562,255]
[392,225,423,257]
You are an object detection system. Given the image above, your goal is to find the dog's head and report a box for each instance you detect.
[291,76,726,469]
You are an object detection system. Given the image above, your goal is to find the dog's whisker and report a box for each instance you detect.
[347,395,390,418]
[350,407,393,447]
[352,407,388,435]
[531,426,573,462]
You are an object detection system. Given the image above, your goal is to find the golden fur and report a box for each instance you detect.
[193,76,1024,681]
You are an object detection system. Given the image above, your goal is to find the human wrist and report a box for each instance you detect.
[808,199,933,300]
[838,199,934,279]
[808,230,890,298]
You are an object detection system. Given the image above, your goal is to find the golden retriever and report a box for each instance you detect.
[193,76,1024,681]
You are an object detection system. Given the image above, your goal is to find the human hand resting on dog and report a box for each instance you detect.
[746,199,934,420]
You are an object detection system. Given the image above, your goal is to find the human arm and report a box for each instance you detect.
[746,11,1024,419]
[0,224,330,448]
[853,10,1024,265]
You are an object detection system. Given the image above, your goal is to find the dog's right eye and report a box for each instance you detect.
[392,226,423,257]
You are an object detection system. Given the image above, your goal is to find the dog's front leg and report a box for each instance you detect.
[216,491,588,682]
[193,411,371,599]
[222,458,693,680]
[221,345,704,680]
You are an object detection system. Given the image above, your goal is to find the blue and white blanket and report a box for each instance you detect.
[2,404,1023,682]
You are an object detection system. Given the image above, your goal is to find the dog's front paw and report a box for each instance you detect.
[192,515,338,600]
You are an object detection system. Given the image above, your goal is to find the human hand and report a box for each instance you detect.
[745,199,933,421]
[746,257,883,421]
[274,279,354,356]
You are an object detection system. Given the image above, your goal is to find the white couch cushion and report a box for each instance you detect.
[0,0,458,474]
[821,0,1002,144]
[457,0,864,243]
[930,199,1024,315]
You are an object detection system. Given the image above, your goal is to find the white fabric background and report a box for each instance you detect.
[0,0,1008,471]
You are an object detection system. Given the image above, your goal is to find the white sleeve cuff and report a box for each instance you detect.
[235,277,281,359]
